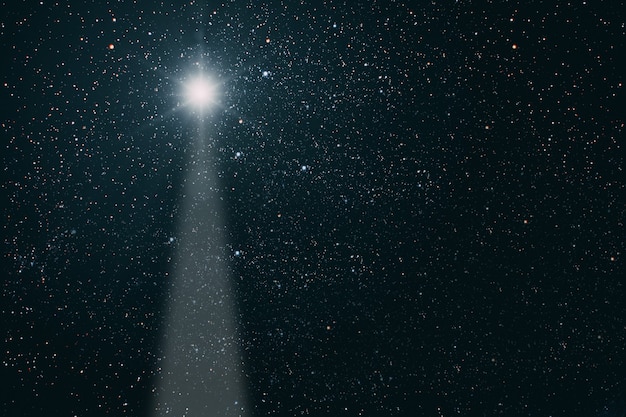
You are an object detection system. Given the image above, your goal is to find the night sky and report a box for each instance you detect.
[2,1,625,416]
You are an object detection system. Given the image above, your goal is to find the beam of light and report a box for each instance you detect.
[151,80,249,417]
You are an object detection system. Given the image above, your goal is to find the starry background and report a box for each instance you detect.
[1,1,625,416]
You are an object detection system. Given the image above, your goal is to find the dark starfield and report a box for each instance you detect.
[2,1,625,416]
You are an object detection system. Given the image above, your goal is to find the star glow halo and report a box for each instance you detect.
[182,74,220,113]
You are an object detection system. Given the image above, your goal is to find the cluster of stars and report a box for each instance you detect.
[1,1,624,417]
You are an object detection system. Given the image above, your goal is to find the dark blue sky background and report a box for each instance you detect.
[2,1,625,416]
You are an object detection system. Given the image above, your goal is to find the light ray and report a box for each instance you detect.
[151,81,249,417]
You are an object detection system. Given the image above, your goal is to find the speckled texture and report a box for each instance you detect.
[1,1,624,416]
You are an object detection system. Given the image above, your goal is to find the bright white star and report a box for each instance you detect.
[183,75,218,111]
